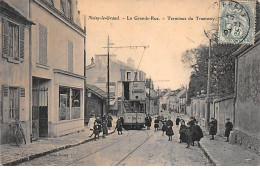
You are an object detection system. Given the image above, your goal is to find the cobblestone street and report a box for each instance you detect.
[17,112,211,166]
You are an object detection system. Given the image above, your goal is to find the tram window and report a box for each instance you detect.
[127,72,131,81]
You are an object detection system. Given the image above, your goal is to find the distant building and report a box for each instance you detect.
[86,55,145,115]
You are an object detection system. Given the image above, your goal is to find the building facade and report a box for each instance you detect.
[29,0,85,139]
[0,0,34,144]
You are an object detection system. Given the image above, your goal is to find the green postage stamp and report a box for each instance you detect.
[218,0,256,44]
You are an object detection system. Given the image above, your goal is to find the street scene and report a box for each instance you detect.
[1,0,260,166]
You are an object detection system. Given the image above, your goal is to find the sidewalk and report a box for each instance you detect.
[177,113,260,166]
[0,120,116,166]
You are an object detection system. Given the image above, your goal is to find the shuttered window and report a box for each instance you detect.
[60,0,73,20]
[68,40,73,72]
[39,24,47,65]
[2,18,24,61]
[9,88,19,119]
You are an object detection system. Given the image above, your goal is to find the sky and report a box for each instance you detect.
[77,0,219,90]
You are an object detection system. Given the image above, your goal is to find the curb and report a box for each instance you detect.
[199,143,220,166]
[3,130,115,166]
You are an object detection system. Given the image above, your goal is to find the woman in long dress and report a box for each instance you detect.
[166,116,174,141]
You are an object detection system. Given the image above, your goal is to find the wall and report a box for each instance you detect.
[214,97,234,136]
[233,40,260,154]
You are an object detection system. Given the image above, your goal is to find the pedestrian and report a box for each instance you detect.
[115,117,123,135]
[95,116,102,134]
[102,116,108,137]
[166,116,174,141]
[154,117,159,131]
[162,117,167,136]
[185,123,193,148]
[89,120,100,140]
[192,121,203,146]
[145,114,152,130]
[209,117,217,140]
[225,118,233,142]
[176,116,181,127]
[179,120,187,143]
[107,113,113,130]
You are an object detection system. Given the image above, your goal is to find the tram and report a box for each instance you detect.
[118,70,147,129]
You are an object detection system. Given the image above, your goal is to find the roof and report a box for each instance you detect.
[180,91,187,98]
[86,84,107,99]
[0,1,35,25]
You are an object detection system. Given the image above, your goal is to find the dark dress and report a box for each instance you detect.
[162,120,167,132]
[176,118,181,125]
[179,124,188,142]
[154,119,159,128]
[116,120,123,131]
[145,116,152,127]
[192,124,203,141]
[102,120,108,135]
[107,115,113,128]
[166,120,174,136]
[209,120,217,135]
[225,121,233,137]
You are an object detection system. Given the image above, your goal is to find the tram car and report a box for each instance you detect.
[118,70,146,129]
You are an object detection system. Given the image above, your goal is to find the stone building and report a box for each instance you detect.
[0,0,34,144]
[29,0,85,139]
[1,0,86,144]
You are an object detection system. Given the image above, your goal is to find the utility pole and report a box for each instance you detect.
[148,78,151,115]
[103,36,149,117]
[107,35,110,118]
[206,38,211,130]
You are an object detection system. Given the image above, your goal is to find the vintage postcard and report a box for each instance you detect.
[0,0,260,166]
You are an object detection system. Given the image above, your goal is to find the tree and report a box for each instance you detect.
[182,44,240,104]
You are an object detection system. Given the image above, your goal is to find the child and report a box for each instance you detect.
[225,118,233,142]
[89,121,100,140]
[116,118,123,135]
[179,120,187,143]
[176,116,181,127]
[154,117,159,131]
[209,117,217,140]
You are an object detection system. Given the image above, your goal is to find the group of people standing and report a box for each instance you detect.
[179,116,204,148]
[89,114,114,140]
[209,117,233,142]
[153,115,174,141]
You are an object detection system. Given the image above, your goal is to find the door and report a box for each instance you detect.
[32,87,48,140]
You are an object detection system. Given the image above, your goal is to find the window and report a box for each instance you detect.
[59,87,81,121]
[127,72,131,81]
[60,0,73,20]
[2,19,24,62]
[9,88,19,119]
[39,24,47,65]
[68,40,73,72]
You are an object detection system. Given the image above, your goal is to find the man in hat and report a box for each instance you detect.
[209,117,217,140]
[225,118,233,142]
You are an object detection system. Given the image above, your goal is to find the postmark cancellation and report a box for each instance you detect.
[218,0,256,44]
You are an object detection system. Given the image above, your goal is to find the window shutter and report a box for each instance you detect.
[120,69,125,81]
[19,87,25,121]
[2,19,9,58]
[39,24,47,65]
[2,85,9,123]
[20,25,25,61]
[68,40,73,72]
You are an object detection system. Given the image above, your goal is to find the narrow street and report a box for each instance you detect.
[18,112,211,166]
